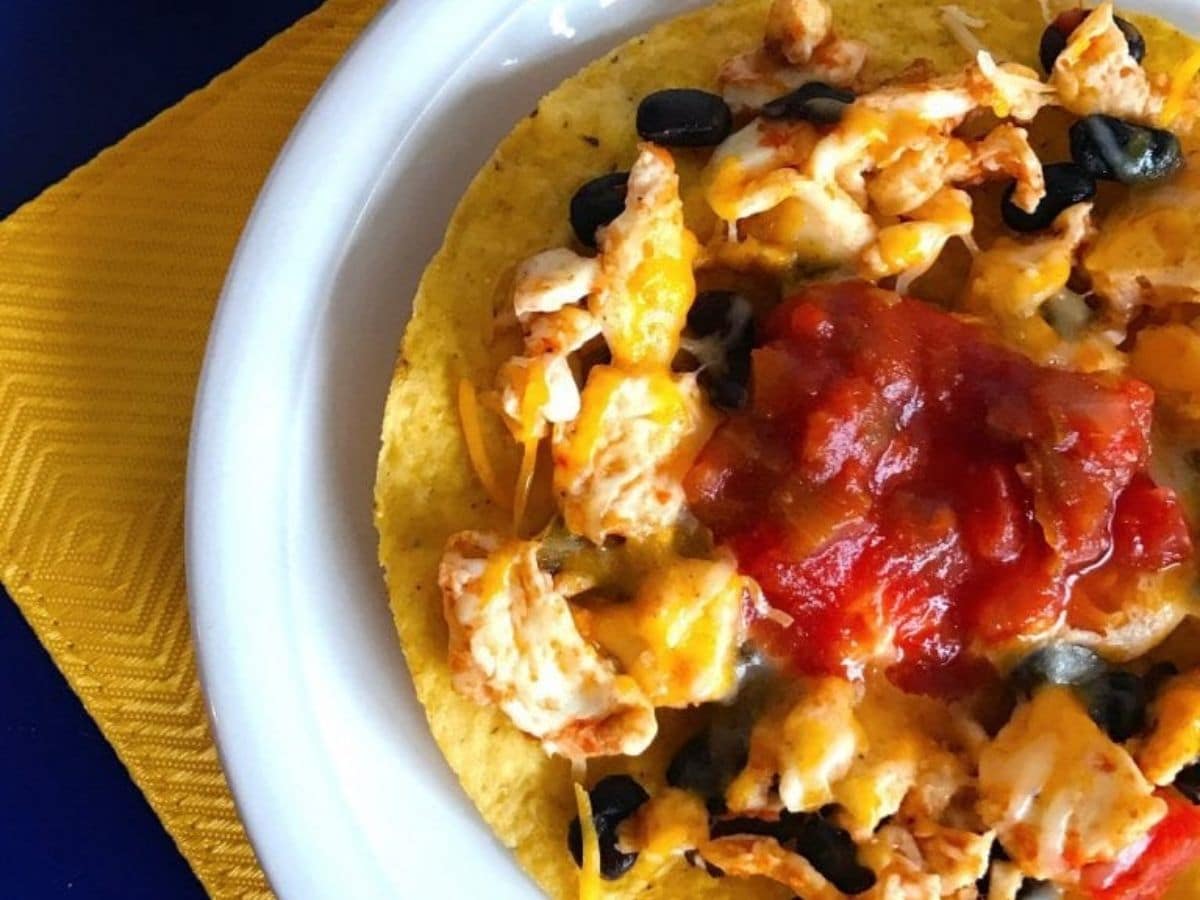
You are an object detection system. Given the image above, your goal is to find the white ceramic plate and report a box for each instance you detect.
[187,1,1199,897]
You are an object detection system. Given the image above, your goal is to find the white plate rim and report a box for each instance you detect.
[185,1,531,896]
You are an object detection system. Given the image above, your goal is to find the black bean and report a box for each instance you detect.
[1011,643,1107,697]
[762,82,856,124]
[1039,9,1145,73]
[1175,762,1200,804]
[790,815,876,894]
[681,291,756,411]
[1080,670,1148,742]
[686,290,746,337]
[703,374,752,411]
[590,774,650,822]
[667,734,734,813]
[566,775,649,879]
[570,172,628,248]
[1069,115,1183,186]
[1017,878,1060,900]
[636,89,733,147]
[1002,163,1095,233]
[1143,660,1180,697]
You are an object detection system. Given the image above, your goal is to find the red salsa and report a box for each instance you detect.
[685,281,1192,693]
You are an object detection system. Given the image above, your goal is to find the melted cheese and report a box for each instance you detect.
[553,367,714,543]
[1086,152,1200,313]
[591,144,697,370]
[620,787,709,860]
[457,378,512,510]
[727,677,865,813]
[834,683,978,839]
[861,187,974,293]
[1133,324,1200,395]
[967,202,1093,321]
[583,558,748,707]
[574,783,602,900]
[1161,47,1200,127]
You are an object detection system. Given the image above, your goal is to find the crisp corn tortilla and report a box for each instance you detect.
[374,1,1200,896]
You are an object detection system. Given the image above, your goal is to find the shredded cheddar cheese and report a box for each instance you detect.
[939,5,988,58]
[457,379,511,510]
[1161,46,1200,127]
[513,437,539,533]
[574,783,602,900]
[511,359,550,531]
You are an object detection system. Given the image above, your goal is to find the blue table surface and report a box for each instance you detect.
[0,2,322,896]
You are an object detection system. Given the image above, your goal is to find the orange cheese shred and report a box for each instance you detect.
[511,359,549,532]
[573,782,602,900]
[513,436,539,534]
[1161,47,1200,127]
[457,378,511,511]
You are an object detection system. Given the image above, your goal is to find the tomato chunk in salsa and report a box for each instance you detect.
[685,282,1192,692]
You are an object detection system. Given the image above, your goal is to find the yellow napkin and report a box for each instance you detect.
[0,1,384,894]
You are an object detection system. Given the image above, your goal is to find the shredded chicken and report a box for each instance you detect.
[704,49,1054,284]
[497,306,601,432]
[438,531,655,759]
[512,248,599,319]
[497,143,699,440]
[726,677,865,813]
[765,0,831,63]
[553,367,714,543]
[861,187,976,293]
[910,822,994,894]
[725,676,984,848]
[699,835,845,900]
[1052,3,1163,123]
[497,250,601,438]
[719,0,867,112]
[591,144,697,370]
[978,686,1166,880]
[859,824,947,898]
[837,682,985,840]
